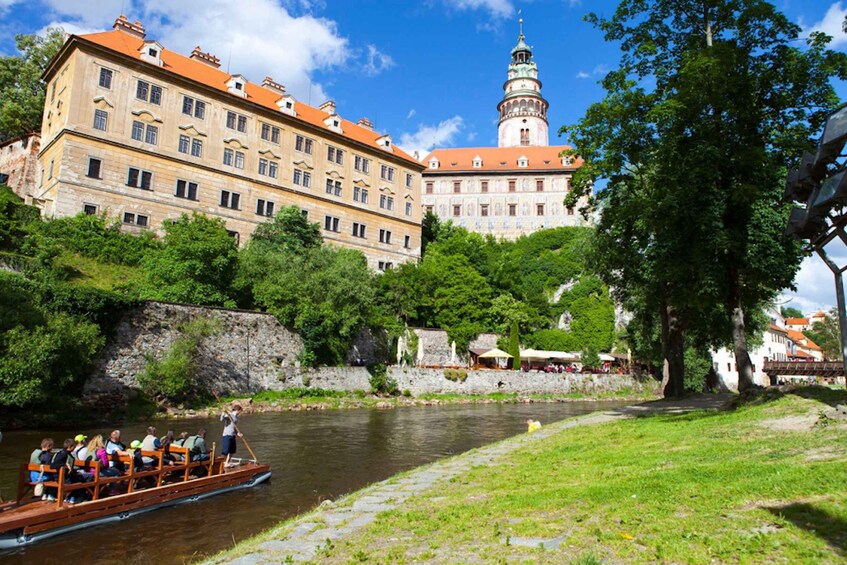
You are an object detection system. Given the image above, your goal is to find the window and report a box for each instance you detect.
[220,190,241,209]
[123,212,149,227]
[425,205,434,214]
[404,235,411,249]
[480,204,489,217]
[99,68,113,89]
[536,203,545,216]
[380,195,394,211]
[136,81,161,104]
[325,179,342,196]
[380,164,395,181]
[50,81,56,102]
[226,111,247,133]
[131,121,144,141]
[567,207,574,216]
[453,181,461,194]
[425,181,433,194]
[131,121,157,145]
[405,202,412,216]
[406,173,413,188]
[453,205,461,217]
[481,180,489,193]
[508,179,516,192]
[508,204,517,216]
[378,261,394,271]
[260,123,281,143]
[258,158,268,176]
[179,135,203,157]
[536,179,544,192]
[295,135,313,154]
[354,155,370,173]
[178,135,190,154]
[191,139,203,158]
[227,230,240,245]
[379,229,392,244]
[126,167,153,190]
[269,161,278,178]
[182,96,206,119]
[93,109,108,131]
[352,222,367,238]
[223,148,244,169]
[48,160,54,179]
[327,146,344,165]
[354,186,370,203]
[324,215,340,232]
[175,179,198,200]
[145,124,158,145]
[294,169,312,188]
[83,204,98,215]
[256,199,275,217]
[86,158,102,179]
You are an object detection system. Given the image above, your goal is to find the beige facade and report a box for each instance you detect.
[35,18,424,270]
[0,133,41,200]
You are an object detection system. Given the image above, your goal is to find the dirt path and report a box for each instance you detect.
[213,394,734,564]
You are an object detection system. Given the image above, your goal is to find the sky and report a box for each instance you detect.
[1,0,846,315]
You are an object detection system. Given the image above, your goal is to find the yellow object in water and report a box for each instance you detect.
[527,420,542,433]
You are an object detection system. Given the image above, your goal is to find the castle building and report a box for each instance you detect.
[422,22,587,239]
[36,16,424,270]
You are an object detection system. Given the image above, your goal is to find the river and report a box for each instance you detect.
[0,401,628,563]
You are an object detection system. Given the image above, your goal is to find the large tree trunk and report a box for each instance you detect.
[660,300,685,398]
[728,269,757,392]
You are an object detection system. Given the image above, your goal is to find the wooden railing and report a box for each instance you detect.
[17,445,222,509]
[762,360,845,377]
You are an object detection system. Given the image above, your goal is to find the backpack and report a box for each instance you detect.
[183,435,199,455]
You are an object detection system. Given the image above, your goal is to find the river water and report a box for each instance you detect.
[0,401,627,563]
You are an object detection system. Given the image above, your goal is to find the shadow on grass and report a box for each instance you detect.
[605,393,736,421]
[765,502,847,554]
[740,385,847,410]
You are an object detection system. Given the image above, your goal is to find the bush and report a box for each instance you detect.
[444,368,468,382]
[367,363,398,395]
[37,213,160,266]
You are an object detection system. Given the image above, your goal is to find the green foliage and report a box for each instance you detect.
[250,205,322,253]
[0,185,40,251]
[367,363,398,395]
[421,210,441,256]
[805,309,841,361]
[781,306,803,319]
[35,213,160,266]
[581,347,600,370]
[140,213,238,307]
[508,320,521,370]
[683,346,711,394]
[443,368,468,382]
[137,316,219,401]
[0,28,64,140]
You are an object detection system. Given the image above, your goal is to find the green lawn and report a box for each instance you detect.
[55,251,144,290]
[317,387,847,563]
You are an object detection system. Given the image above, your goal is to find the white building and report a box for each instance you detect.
[713,324,789,389]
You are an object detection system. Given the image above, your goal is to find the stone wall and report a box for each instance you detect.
[409,328,500,367]
[0,133,40,200]
[87,301,303,395]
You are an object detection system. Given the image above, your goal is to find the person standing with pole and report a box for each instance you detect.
[220,404,243,468]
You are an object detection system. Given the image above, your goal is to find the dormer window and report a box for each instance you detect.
[377,135,393,153]
[429,158,439,169]
[561,156,574,166]
[323,114,343,134]
[139,41,164,66]
[518,156,528,168]
[277,95,297,117]
[227,75,248,98]
[473,156,482,169]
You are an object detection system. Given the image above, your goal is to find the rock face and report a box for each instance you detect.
[87,301,303,395]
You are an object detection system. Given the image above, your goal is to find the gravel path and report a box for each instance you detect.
[214,394,734,564]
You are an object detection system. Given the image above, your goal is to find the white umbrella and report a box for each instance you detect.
[396,335,404,365]
[416,336,424,366]
[450,340,457,364]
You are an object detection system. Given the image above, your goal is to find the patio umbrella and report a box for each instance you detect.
[478,348,513,358]
[416,336,424,366]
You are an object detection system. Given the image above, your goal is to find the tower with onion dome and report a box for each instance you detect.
[497,18,549,148]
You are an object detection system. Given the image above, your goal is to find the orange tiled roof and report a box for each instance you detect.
[784,317,809,325]
[69,30,420,167]
[768,324,787,334]
[786,329,822,351]
[423,146,582,173]
[791,349,813,359]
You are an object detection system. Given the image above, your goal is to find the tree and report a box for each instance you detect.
[781,306,803,319]
[141,213,238,307]
[250,205,322,253]
[421,210,441,257]
[806,308,841,360]
[564,0,847,395]
[508,320,521,370]
[0,185,40,251]
[0,28,65,141]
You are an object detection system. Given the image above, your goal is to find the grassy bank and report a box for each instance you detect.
[215,386,847,564]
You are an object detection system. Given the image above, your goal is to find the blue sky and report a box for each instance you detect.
[1,0,846,313]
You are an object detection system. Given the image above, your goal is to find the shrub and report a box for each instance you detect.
[444,368,468,382]
[367,363,398,395]
[37,213,160,266]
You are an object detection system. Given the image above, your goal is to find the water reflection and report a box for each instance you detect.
[0,401,627,564]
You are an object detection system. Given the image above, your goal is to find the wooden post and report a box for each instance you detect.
[55,467,65,510]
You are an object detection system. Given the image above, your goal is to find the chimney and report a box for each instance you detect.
[357,117,373,130]
[190,46,221,68]
[113,15,146,39]
[319,100,336,115]
[261,76,285,94]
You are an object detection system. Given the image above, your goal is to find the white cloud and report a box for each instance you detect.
[362,44,394,76]
[576,64,608,79]
[398,116,464,159]
[406,109,416,119]
[567,0,582,6]
[451,0,514,19]
[575,70,590,78]
[804,2,847,48]
[780,255,841,314]
[24,0,355,102]
[467,131,477,141]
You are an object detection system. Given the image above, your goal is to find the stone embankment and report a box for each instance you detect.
[87,301,656,400]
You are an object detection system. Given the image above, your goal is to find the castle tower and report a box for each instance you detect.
[497,19,549,148]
